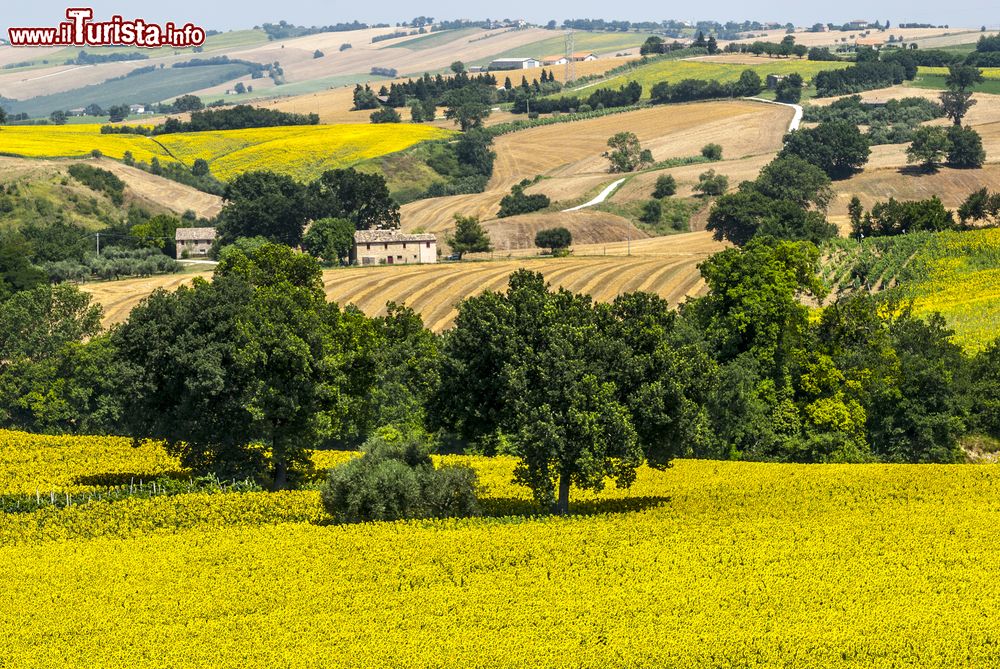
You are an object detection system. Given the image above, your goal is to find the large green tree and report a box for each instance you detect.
[303,217,355,264]
[432,271,640,513]
[219,171,307,246]
[940,65,983,125]
[446,214,492,258]
[114,244,378,488]
[779,120,871,179]
[307,168,400,231]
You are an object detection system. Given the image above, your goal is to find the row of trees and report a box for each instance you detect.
[217,168,400,247]
[3,239,999,511]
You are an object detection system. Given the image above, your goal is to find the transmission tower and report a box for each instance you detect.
[564,30,576,83]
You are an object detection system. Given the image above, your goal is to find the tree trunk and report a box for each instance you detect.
[272,459,288,491]
[555,474,571,515]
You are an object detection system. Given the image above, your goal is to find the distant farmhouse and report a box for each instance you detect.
[175,227,217,259]
[541,52,597,66]
[352,230,437,265]
[488,57,541,71]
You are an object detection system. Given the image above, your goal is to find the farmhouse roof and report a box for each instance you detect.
[354,229,437,243]
[175,227,217,241]
[572,52,596,59]
[542,54,566,62]
[490,57,538,64]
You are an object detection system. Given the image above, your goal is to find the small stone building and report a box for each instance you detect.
[351,230,437,266]
[175,227,217,259]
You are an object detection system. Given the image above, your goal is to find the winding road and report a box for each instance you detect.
[562,177,627,212]
[746,97,803,132]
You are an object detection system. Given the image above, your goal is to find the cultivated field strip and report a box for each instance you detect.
[87,251,714,331]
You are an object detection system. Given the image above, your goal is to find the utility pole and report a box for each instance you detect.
[564,30,575,83]
[95,232,100,255]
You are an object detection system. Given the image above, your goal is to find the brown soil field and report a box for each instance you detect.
[0,155,222,219]
[85,230,724,331]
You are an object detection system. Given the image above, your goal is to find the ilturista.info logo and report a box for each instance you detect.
[7,8,206,48]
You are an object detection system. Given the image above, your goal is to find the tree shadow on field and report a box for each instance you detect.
[70,470,188,487]
[897,164,938,176]
[478,495,671,519]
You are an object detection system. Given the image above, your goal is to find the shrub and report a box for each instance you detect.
[693,169,729,196]
[498,180,550,218]
[535,227,572,252]
[653,174,677,198]
[701,143,723,161]
[370,107,402,124]
[640,199,662,224]
[320,429,480,523]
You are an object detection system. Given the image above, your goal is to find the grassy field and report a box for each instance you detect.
[386,28,481,51]
[910,73,1000,94]
[4,429,1000,666]
[592,58,851,98]
[4,64,254,118]
[0,123,451,182]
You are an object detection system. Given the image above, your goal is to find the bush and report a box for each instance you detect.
[701,143,723,161]
[320,429,480,523]
[653,174,677,198]
[640,200,662,224]
[498,180,550,218]
[370,107,402,124]
[535,227,572,252]
[693,169,729,196]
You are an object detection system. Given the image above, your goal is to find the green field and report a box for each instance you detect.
[5,64,254,117]
[909,65,1000,93]
[474,31,655,66]
[591,58,851,98]
[386,28,480,51]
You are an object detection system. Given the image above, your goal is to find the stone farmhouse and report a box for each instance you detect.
[351,230,437,265]
[174,227,217,259]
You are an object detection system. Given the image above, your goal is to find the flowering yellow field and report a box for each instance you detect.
[4,430,1000,666]
[0,123,171,163]
[908,228,1000,352]
[156,124,453,181]
[0,124,452,182]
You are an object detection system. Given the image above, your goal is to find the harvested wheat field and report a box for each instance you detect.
[401,100,790,246]
[829,163,1000,232]
[0,156,221,219]
[84,232,725,330]
[490,101,791,188]
[482,209,648,252]
[93,159,223,219]
[612,154,775,201]
[728,27,978,48]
